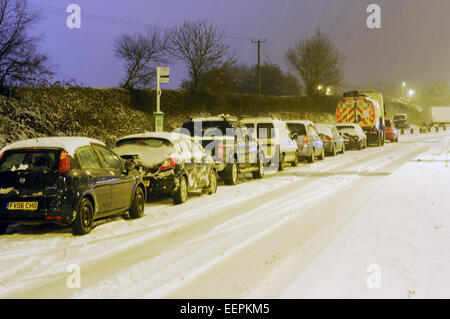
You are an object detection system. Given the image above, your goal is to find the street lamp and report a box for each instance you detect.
[317,85,323,91]
[326,87,331,95]
[408,89,415,98]
[402,81,406,99]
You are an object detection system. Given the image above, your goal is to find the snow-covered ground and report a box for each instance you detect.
[0,129,448,298]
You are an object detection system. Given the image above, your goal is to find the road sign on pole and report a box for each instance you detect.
[155,66,169,132]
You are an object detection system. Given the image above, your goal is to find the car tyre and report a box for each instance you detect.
[204,169,218,194]
[291,152,299,167]
[0,224,9,235]
[278,153,285,171]
[318,148,325,160]
[307,149,315,163]
[331,144,337,156]
[129,186,145,219]
[252,155,264,179]
[72,198,94,236]
[224,159,238,185]
[173,175,188,204]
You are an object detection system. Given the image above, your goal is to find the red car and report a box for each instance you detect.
[385,119,399,142]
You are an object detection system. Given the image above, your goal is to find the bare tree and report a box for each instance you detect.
[114,26,169,89]
[169,19,235,93]
[285,30,344,97]
[0,0,52,93]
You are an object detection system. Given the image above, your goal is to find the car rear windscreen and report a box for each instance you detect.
[286,123,307,135]
[181,121,234,136]
[315,124,332,136]
[0,149,60,172]
[115,137,173,149]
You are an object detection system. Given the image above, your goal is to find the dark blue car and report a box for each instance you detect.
[0,137,146,235]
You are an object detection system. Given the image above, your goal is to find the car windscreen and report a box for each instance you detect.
[286,123,307,135]
[181,121,234,137]
[0,149,60,173]
[394,115,406,119]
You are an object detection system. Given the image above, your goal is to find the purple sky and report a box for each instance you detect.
[32,0,450,90]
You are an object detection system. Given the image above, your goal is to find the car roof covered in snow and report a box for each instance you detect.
[0,137,105,156]
[285,120,315,126]
[115,132,191,144]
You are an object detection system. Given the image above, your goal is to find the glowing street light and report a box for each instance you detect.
[408,89,415,98]
[317,85,323,91]
[402,81,406,88]
[326,87,331,95]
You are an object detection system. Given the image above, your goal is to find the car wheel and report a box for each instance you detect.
[173,175,188,204]
[291,152,299,167]
[224,159,238,185]
[359,141,363,150]
[204,169,218,194]
[0,224,9,235]
[307,149,315,163]
[72,198,94,235]
[278,153,285,171]
[252,155,264,179]
[318,148,325,160]
[129,186,145,219]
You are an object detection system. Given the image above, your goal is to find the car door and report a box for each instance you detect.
[332,126,344,150]
[74,145,112,214]
[279,122,297,161]
[93,145,134,213]
[178,136,195,188]
[309,125,323,156]
[192,139,210,189]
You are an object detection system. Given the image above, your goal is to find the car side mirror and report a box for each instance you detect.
[291,133,298,140]
[123,161,135,174]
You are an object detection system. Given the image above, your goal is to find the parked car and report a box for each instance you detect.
[240,117,298,170]
[385,119,399,142]
[180,115,264,185]
[285,120,325,163]
[336,123,367,150]
[315,124,345,156]
[114,132,218,204]
[393,114,409,129]
[0,137,146,235]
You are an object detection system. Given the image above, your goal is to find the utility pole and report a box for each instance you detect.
[251,38,267,95]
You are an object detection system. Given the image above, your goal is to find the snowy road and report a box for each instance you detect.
[0,130,449,298]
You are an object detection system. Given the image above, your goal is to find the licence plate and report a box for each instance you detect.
[6,202,38,211]
[143,180,150,187]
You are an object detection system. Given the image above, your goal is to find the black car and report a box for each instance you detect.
[179,114,264,185]
[336,123,367,150]
[0,137,146,235]
[114,132,218,204]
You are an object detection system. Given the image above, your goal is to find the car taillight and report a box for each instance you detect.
[325,135,331,141]
[217,142,223,159]
[160,158,177,171]
[58,150,71,174]
[0,152,4,161]
[303,135,309,144]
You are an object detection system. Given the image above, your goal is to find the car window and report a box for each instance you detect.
[0,149,60,172]
[94,146,123,170]
[76,146,102,169]
[178,137,193,157]
[286,123,307,135]
[257,123,275,139]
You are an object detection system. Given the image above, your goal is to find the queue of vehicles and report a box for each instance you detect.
[0,90,399,236]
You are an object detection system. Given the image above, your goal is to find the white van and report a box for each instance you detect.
[240,117,298,171]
